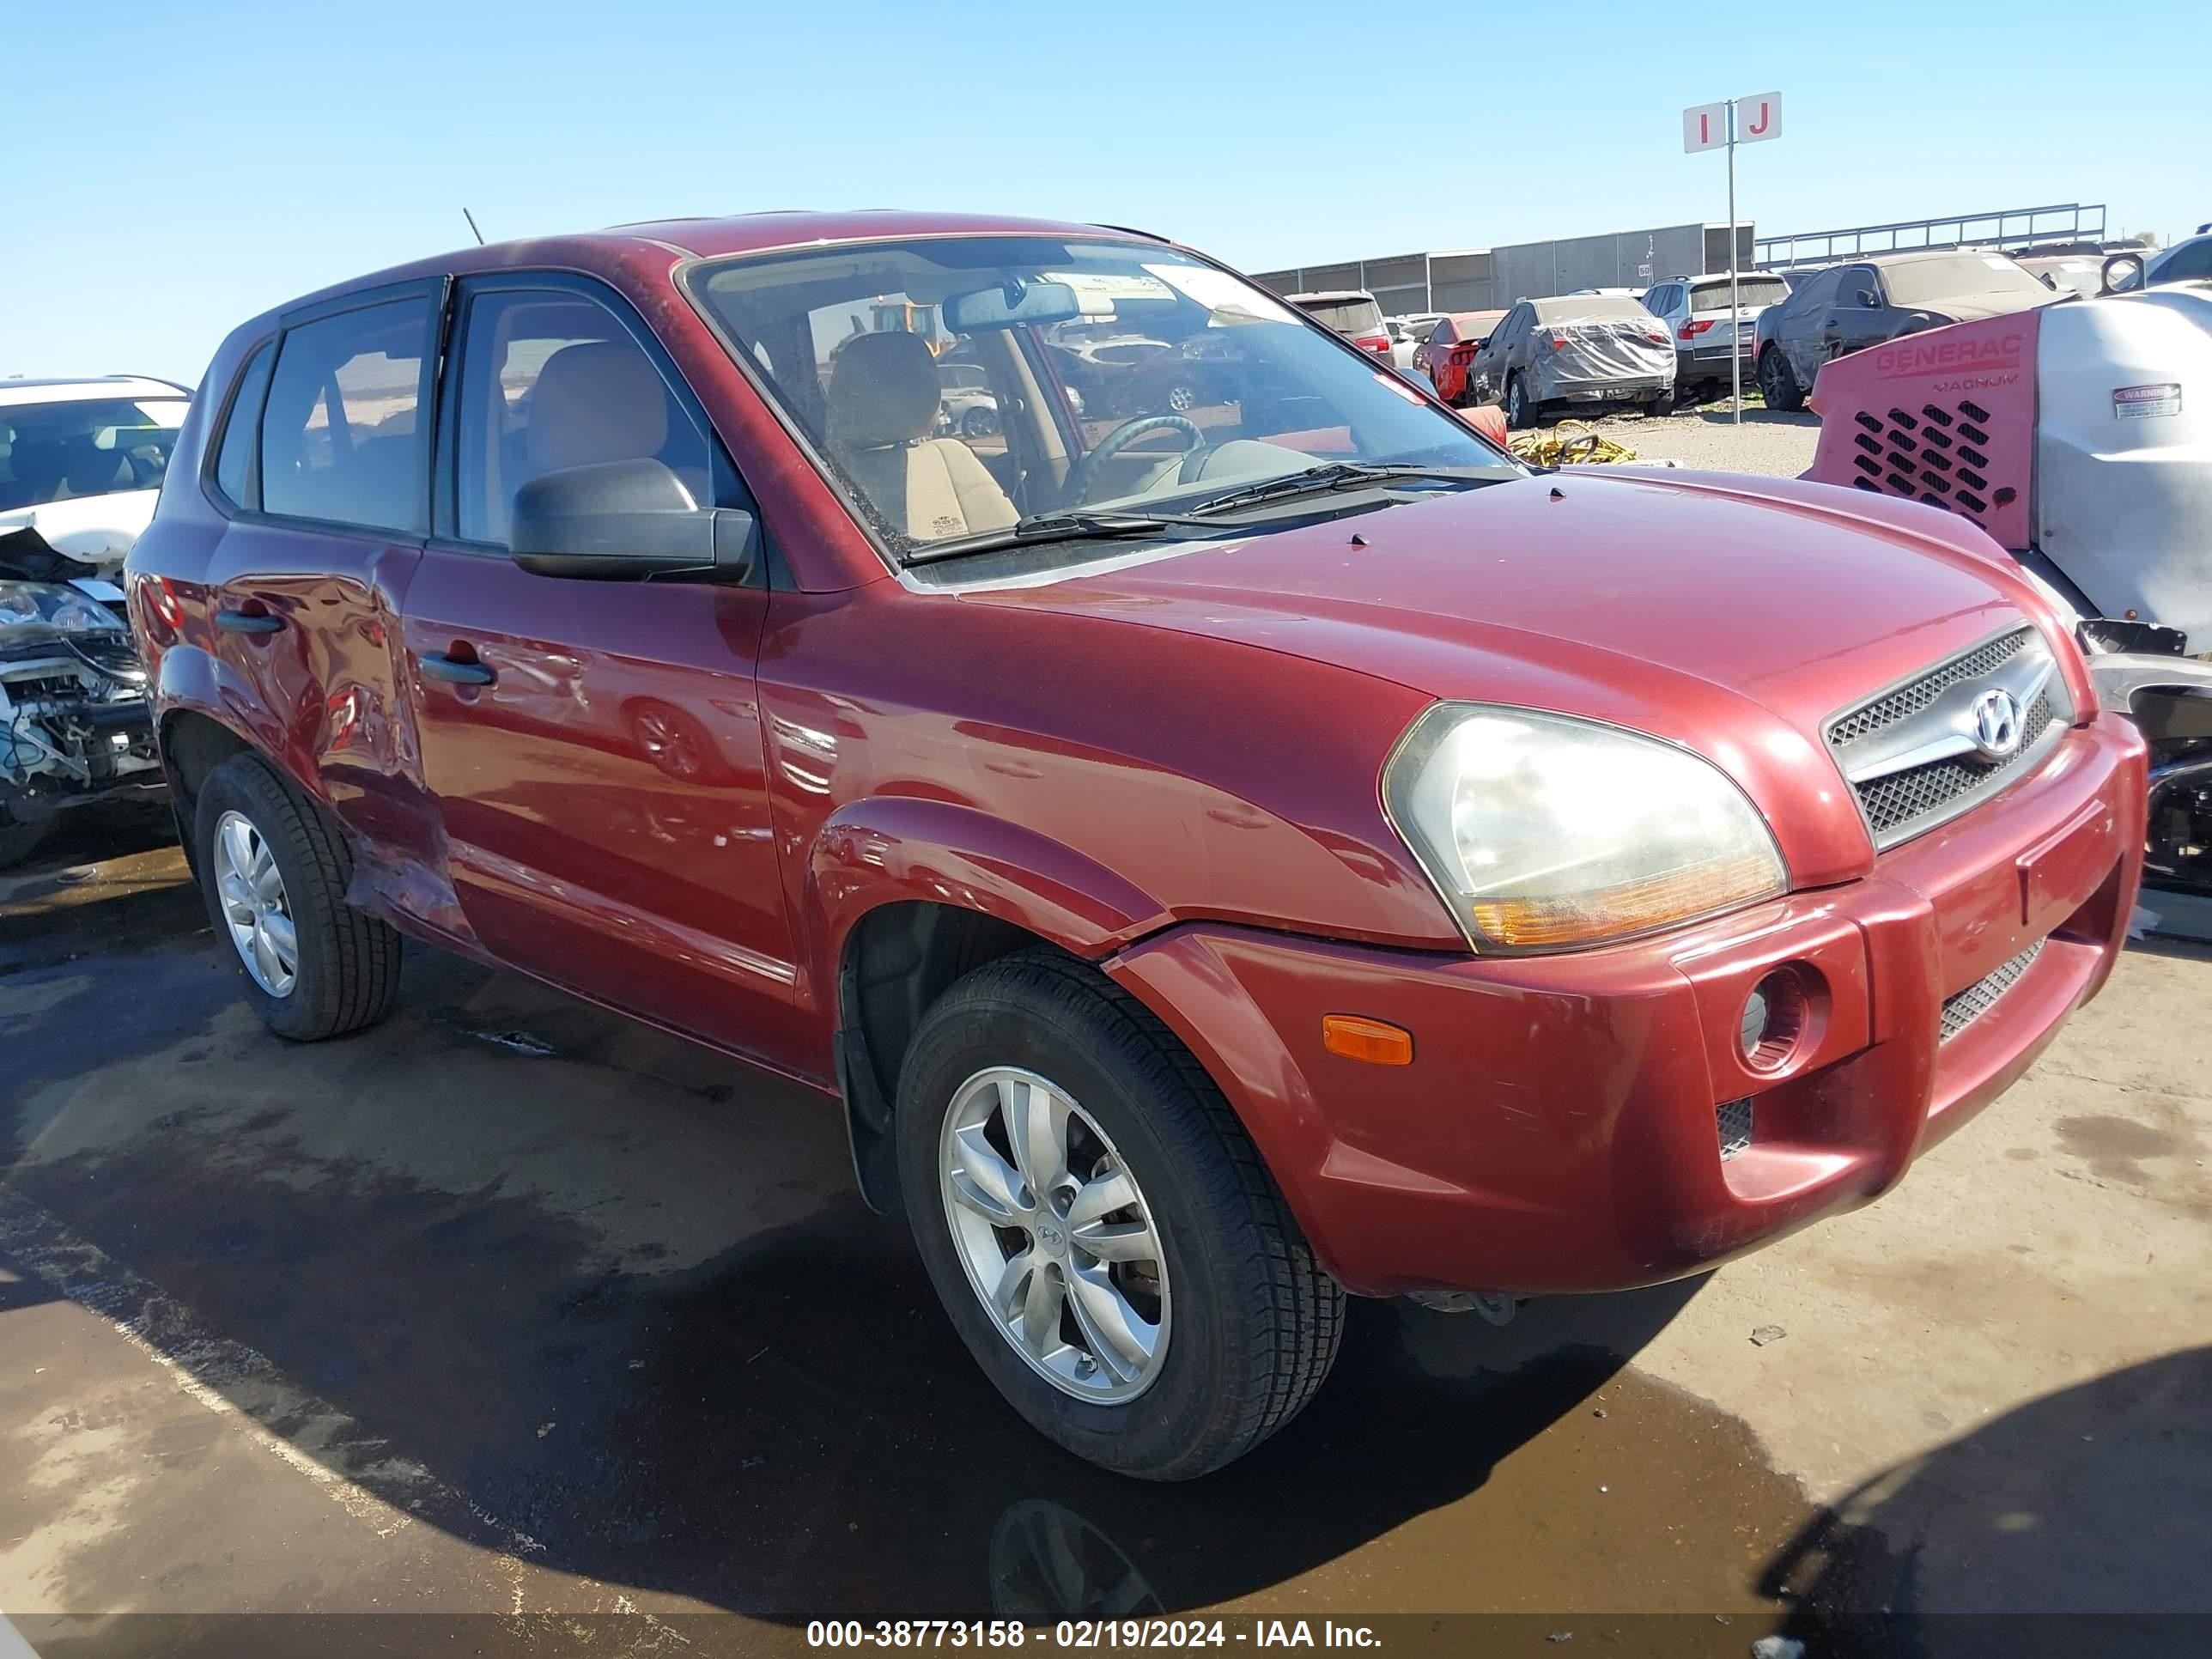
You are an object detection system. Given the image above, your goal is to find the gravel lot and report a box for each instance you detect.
[1571,404,1821,477]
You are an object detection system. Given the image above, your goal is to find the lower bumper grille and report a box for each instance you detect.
[1939,940,2046,1043]
[1717,1097,1753,1161]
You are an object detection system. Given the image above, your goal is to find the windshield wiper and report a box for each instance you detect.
[1185,462,1502,518]
[901,510,1221,567]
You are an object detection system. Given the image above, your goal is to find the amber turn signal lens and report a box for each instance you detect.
[1468,851,1784,950]
[1322,1014,1414,1066]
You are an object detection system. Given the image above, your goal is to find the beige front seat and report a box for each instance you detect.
[826,331,1017,541]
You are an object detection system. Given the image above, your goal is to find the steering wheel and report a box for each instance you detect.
[1063,414,1206,506]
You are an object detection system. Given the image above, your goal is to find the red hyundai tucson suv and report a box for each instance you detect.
[128,210,2145,1479]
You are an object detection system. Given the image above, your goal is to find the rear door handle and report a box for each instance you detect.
[416,651,495,686]
[214,608,283,635]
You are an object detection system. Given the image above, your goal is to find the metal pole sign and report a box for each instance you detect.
[1684,93,1781,422]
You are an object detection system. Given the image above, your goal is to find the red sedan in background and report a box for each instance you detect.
[1413,309,1506,404]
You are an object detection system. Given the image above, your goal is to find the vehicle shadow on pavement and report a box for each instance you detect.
[1757,1344,2212,1656]
[0,864,1745,1620]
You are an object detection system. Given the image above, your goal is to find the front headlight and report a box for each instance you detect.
[0,580,126,636]
[1383,703,1787,952]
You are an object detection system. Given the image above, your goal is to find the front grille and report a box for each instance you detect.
[1939,941,2045,1042]
[1717,1097,1754,1162]
[1826,627,2069,848]
[1855,688,2057,837]
[1828,630,2033,748]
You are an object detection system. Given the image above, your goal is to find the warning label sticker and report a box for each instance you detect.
[2113,383,2182,419]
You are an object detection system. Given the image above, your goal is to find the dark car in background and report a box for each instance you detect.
[1754,250,2060,411]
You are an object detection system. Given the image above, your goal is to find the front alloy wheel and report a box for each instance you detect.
[941,1066,1170,1400]
[896,950,1343,1479]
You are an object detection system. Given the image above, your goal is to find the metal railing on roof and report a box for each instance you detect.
[1754,204,2106,269]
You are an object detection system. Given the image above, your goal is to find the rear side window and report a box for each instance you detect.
[212,342,275,507]
[452,286,713,548]
[260,297,431,533]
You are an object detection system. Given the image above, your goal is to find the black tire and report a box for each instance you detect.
[1505,373,1539,429]
[192,752,401,1041]
[961,404,1000,439]
[0,816,53,870]
[1758,347,1804,413]
[896,949,1344,1480]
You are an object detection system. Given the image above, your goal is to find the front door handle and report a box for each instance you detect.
[416,651,495,686]
[214,608,283,635]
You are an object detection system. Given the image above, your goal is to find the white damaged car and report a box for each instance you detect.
[1,376,188,864]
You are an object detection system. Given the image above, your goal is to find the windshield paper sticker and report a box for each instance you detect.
[2113,383,2182,420]
[1043,270,1176,317]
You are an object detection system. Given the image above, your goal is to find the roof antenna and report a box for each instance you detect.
[462,207,486,246]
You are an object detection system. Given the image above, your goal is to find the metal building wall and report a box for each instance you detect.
[1255,222,1751,313]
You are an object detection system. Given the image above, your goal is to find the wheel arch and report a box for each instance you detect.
[811,798,1176,1214]
[157,706,256,876]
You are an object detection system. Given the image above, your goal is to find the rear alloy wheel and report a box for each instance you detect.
[1758,348,1804,413]
[1164,381,1199,414]
[896,950,1343,1480]
[193,753,401,1041]
[962,404,1000,439]
[1506,373,1537,429]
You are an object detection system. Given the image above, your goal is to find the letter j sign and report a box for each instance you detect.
[1739,92,1781,143]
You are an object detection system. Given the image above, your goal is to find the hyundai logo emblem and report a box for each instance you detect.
[1970,688,2023,761]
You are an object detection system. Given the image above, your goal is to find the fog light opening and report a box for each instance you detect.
[1740,967,1810,1073]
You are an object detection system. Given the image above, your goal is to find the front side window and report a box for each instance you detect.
[260,298,430,533]
[687,238,1515,557]
[453,287,712,547]
[0,393,189,510]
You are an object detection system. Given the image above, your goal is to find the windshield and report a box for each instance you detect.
[1291,296,1384,335]
[0,396,187,508]
[686,238,1515,558]
[1881,254,2054,305]
[1687,276,1790,311]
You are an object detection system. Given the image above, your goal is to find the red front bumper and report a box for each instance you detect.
[1105,715,2147,1297]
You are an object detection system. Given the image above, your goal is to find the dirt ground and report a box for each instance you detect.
[2,798,2207,1657]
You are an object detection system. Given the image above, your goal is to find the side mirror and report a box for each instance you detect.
[2100,252,2146,295]
[509,459,757,583]
[1856,289,1881,308]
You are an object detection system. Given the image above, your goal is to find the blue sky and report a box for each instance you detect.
[3,0,2204,383]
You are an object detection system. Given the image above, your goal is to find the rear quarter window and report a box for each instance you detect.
[212,342,276,507]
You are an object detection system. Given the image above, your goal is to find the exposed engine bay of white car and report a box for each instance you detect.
[1,528,162,855]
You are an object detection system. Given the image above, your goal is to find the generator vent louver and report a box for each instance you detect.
[1846,399,2014,529]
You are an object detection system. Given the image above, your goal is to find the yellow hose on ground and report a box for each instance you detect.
[1507,420,1638,466]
